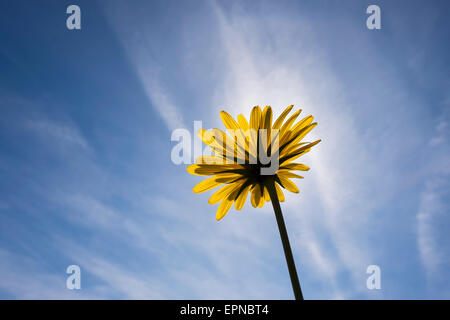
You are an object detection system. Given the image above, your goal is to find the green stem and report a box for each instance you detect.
[265,179,304,300]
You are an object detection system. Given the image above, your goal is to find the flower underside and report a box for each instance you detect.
[187,105,321,220]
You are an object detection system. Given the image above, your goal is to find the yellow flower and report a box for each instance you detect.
[187,105,320,221]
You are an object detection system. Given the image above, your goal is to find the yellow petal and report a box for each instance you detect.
[260,106,273,151]
[218,115,248,161]
[187,164,213,176]
[197,129,215,145]
[252,184,264,207]
[250,106,262,131]
[251,184,262,208]
[193,176,223,193]
[282,141,308,152]
[237,114,249,131]
[258,196,265,207]
[246,128,258,162]
[263,186,271,202]
[235,185,251,210]
[198,128,234,161]
[280,141,309,158]
[209,180,244,204]
[273,105,294,130]
[280,110,301,146]
[283,123,317,151]
[249,107,261,161]
[280,110,302,138]
[277,170,304,179]
[280,140,321,164]
[195,155,227,165]
[215,175,242,183]
[216,197,234,220]
[192,174,241,193]
[187,164,244,176]
[217,186,244,220]
[220,111,240,130]
[236,115,252,159]
[275,183,285,202]
[280,147,310,164]
[261,106,273,131]
[267,128,281,155]
[291,115,314,136]
[278,176,300,193]
[198,129,226,158]
[279,163,310,171]
[211,128,248,163]
[211,128,237,158]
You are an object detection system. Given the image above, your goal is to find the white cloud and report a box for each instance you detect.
[417,176,450,283]
[417,98,450,288]
[0,248,99,299]
[429,118,448,147]
[56,242,165,299]
[102,2,185,131]
[25,118,89,150]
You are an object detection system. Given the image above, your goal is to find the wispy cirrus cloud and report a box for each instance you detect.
[0,248,98,299]
[417,180,445,277]
[25,118,89,151]
[416,105,450,293]
[102,2,185,132]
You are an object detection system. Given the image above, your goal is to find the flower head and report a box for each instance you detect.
[187,105,320,220]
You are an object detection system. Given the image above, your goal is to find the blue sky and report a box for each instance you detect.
[0,0,449,299]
